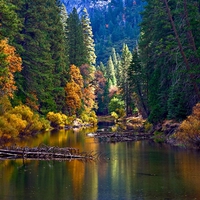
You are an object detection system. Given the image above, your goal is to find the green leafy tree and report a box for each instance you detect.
[108,97,125,114]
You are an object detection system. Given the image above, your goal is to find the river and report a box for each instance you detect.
[0,125,200,200]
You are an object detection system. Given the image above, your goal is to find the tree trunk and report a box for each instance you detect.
[163,0,200,100]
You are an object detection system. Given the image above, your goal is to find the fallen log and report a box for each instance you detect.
[0,144,95,161]
[94,132,153,143]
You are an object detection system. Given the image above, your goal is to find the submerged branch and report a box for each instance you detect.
[0,144,99,161]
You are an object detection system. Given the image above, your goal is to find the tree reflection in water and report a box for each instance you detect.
[0,126,200,200]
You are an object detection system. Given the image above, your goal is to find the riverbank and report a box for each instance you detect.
[97,112,200,150]
[97,115,182,147]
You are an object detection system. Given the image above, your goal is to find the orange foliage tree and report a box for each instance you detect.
[80,64,96,112]
[94,70,106,94]
[65,65,83,115]
[82,86,96,112]
[25,92,39,111]
[175,103,200,148]
[0,39,22,98]
[70,64,83,88]
[94,70,107,114]
[65,64,97,118]
[65,81,82,115]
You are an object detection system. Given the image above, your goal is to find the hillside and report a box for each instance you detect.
[62,0,144,64]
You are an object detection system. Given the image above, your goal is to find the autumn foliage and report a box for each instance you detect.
[95,70,106,94]
[175,103,200,148]
[69,64,83,88]
[0,39,22,98]
[82,86,96,112]
[80,64,96,112]
[46,112,68,128]
[0,105,50,139]
[65,81,82,115]
[26,92,39,111]
[80,110,97,125]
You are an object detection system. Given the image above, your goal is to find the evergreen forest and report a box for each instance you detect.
[0,0,200,147]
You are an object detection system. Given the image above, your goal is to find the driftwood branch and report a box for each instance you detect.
[0,144,97,161]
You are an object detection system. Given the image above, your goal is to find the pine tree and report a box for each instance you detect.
[48,1,69,113]
[138,0,200,122]
[106,56,116,87]
[111,47,120,83]
[138,0,174,122]
[111,48,118,68]
[0,0,22,42]
[60,3,69,68]
[128,49,149,118]
[81,8,96,66]
[99,62,106,74]
[20,0,68,114]
[60,4,68,30]
[67,8,87,67]
[119,44,132,115]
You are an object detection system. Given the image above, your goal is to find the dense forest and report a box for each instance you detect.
[89,0,144,64]
[0,0,98,137]
[0,0,200,147]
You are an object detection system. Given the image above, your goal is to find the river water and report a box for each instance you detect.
[0,125,200,200]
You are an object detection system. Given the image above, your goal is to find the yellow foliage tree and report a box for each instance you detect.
[0,39,22,98]
[0,95,12,115]
[46,112,68,128]
[80,110,97,125]
[0,105,50,139]
[175,103,200,148]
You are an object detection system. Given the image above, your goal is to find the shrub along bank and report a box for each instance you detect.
[0,97,97,144]
[109,102,200,150]
[142,103,200,149]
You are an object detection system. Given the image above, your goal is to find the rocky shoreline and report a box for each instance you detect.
[96,116,183,147]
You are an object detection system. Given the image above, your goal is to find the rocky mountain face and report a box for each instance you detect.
[61,0,111,14]
[61,0,144,64]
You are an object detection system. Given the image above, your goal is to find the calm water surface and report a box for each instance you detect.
[0,126,200,200]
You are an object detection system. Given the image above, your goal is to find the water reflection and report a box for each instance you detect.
[0,127,200,199]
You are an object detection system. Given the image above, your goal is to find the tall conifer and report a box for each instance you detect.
[20,0,68,114]
[119,44,132,115]
[81,8,96,66]
[106,56,116,87]
[67,8,87,67]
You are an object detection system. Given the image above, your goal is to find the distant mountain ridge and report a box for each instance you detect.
[61,0,111,14]
[61,0,144,64]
